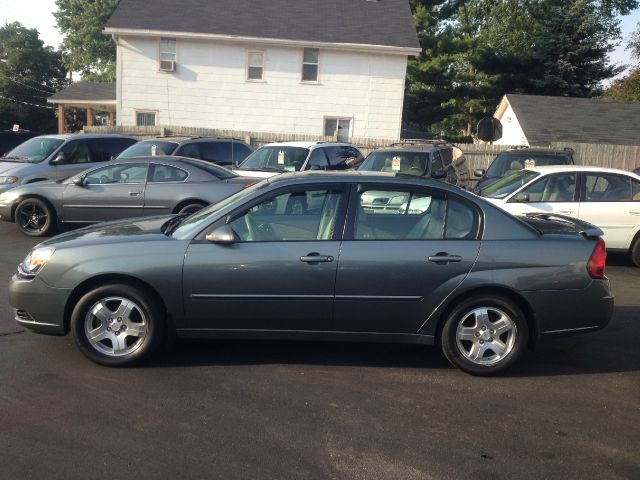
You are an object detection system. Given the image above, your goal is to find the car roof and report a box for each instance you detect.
[498,149,571,156]
[136,137,247,144]
[260,141,355,149]
[524,165,640,178]
[36,133,136,140]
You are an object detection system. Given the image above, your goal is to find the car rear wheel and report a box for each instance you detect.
[71,284,163,366]
[176,201,206,215]
[15,198,56,237]
[631,236,640,267]
[440,295,528,375]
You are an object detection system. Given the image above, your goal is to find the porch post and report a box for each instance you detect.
[86,108,94,127]
[57,105,65,134]
[108,112,116,127]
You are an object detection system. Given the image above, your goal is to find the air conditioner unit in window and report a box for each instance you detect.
[160,60,176,72]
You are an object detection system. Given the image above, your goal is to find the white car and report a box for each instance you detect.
[234,141,363,178]
[481,165,640,266]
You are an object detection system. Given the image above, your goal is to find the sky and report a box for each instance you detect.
[0,0,638,74]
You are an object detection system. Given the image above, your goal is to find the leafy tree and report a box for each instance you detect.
[603,68,640,100]
[629,22,640,61]
[54,0,120,82]
[0,22,68,132]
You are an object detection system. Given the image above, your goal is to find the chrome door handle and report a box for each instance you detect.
[559,209,574,215]
[630,209,640,216]
[128,191,141,196]
[300,253,334,263]
[428,253,463,264]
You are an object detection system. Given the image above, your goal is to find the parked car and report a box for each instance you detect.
[357,141,470,211]
[0,156,258,236]
[633,167,640,176]
[234,141,363,178]
[10,172,612,375]
[473,148,574,193]
[117,136,253,168]
[0,130,39,156]
[480,165,640,266]
[0,134,137,195]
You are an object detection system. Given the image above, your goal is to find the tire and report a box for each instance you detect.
[631,236,640,268]
[15,197,56,237]
[70,284,164,366]
[440,294,528,376]
[176,201,206,215]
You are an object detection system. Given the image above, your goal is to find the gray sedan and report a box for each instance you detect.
[9,172,613,375]
[0,156,257,236]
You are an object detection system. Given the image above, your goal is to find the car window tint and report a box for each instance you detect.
[521,173,576,202]
[84,164,148,185]
[440,148,453,168]
[175,143,203,160]
[445,198,478,239]
[355,190,445,240]
[584,174,631,202]
[323,146,363,169]
[229,189,343,241]
[431,151,444,172]
[59,139,92,164]
[231,143,252,164]
[89,138,136,163]
[150,164,188,182]
[200,142,232,163]
[307,148,328,169]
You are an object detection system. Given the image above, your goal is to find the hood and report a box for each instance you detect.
[234,169,280,179]
[473,177,499,193]
[39,214,176,249]
[0,161,31,176]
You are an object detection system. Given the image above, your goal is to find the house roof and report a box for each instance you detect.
[105,0,420,53]
[48,82,116,104]
[496,94,640,146]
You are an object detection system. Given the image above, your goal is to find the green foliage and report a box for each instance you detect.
[0,22,68,132]
[54,0,120,82]
[603,68,640,100]
[629,22,640,61]
[404,0,639,138]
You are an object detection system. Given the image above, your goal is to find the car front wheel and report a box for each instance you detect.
[440,295,528,375]
[631,236,640,268]
[15,197,56,237]
[71,284,163,366]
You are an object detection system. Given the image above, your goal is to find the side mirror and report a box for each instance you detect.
[51,152,65,165]
[72,176,85,187]
[431,168,447,180]
[474,169,485,178]
[205,225,236,244]
[512,192,530,203]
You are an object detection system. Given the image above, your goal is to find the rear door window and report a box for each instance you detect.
[200,142,232,164]
[174,143,203,160]
[149,164,188,182]
[584,174,632,202]
[89,138,136,163]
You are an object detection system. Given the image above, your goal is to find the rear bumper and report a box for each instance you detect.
[522,278,613,338]
[8,274,71,335]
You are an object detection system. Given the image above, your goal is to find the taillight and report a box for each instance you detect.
[587,238,606,279]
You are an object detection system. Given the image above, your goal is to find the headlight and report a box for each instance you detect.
[0,176,19,184]
[18,247,55,277]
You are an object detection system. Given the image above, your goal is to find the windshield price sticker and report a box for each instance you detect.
[151,145,157,156]
[392,156,401,171]
[278,151,285,165]
[524,159,535,168]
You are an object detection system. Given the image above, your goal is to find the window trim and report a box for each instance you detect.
[135,110,158,127]
[246,50,265,82]
[158,37,177,71]
[301,48,320,83]
[323,116,352,139]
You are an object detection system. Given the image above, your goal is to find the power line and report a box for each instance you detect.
[0,93,56,109]
[1,74,58,94]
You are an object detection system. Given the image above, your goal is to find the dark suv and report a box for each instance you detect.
[117,137,253,168]
[473,148,574,193]
[0,130,40,156]
[358,141,470,189]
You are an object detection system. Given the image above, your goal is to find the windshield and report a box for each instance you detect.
[481,170,540,199]
[359,151,430,176]
[237,146,309,173]
[117,141,178,159]
[486,152,572,178]
[4,137,64,163]
[172,180,269,239]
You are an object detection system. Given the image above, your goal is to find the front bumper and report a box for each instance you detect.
[0,201,14,222]
[9,274,72,335]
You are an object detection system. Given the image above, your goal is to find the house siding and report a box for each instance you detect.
[117,36,408,139]
[494,102,528,146]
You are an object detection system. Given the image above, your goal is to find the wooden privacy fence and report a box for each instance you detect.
[84,125,640,171]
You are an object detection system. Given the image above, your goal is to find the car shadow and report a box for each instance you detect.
[143,305,640,376]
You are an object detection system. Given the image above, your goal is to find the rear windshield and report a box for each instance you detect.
[486,152,572,178]
[481,170,540,199]
[117,141,178,159]
[179,158,236,179]
[237,146,309,173]
[4,137,64,163]
[359,151,430,176]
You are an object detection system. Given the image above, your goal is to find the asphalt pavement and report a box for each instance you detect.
[1,221,639,480]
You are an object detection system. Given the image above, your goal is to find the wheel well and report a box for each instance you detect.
[173,198,207,214]
[25,178,48,184]
[433,286,539,350]
[629,229,640,253]
[62,274,170,335]
[11,195,57,222]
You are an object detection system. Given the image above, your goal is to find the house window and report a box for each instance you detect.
[324,117,351,142]
[159,38,177,69]
[136,111,156,127]
[302,48,319,82]
[247,52,264,81]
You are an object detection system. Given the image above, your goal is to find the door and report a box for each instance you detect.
[62,163,148,223]
[577,172,640,249]
[333,186,481,334]
[504,172,578,217]
[182,185,347,331]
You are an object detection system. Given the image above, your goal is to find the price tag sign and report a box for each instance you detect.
[12,124,19,132]
[151,145,158,156]
[392,156,401,171]
[524,159,535,169]
[278,150,285,165]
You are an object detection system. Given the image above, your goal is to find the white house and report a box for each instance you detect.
[494,94,640,146]
[103,0,421,140]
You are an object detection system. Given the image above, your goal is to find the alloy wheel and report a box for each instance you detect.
[455,307,517,366]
